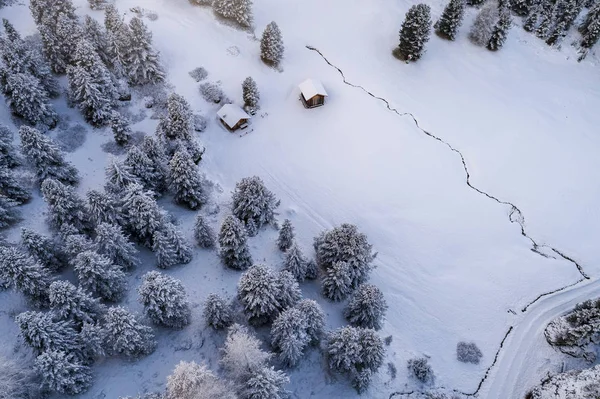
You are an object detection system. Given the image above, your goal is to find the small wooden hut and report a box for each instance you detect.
[299,79,328,108]
[217,104,250,132]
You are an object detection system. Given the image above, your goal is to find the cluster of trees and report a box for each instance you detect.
[0,125,30,229]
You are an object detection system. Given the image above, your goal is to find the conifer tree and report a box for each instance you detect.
[271,307,309,367]
[239,366,289,399]
[220,324,272,381]
[152,223,193,268]
[104,5,130,74]
[41,179,91,232]
[141,135,169,187]
[95,222,139,270]
[535,0,555,38]
[169,149,207,210]
[397,4,432,61]
[37,6,81,74]
[470,1,500,45]
[73,250,127,301]
[35,350,92,395]
[49,280,104,326]
[203,293,233,329]
[166,361,237,399]
[283,243,308,281]
[19,126,79,185]
[5,73,57,126]
[238,264,281,325]
[580,0,600,34]
[15,311,80,354]
[322,261,353,302]
[435,0,466,40]
[104,156,140,194]
[125,146,164,192]
[219,215,253,270]
[157,93,205,161]
[138,271,191,328]
[0,246,51,307]
[305,258,318,280]
[86,189,123,226]
[260,22,284,65]
[276,219,294,252]
[232,176,280,236]
[276,270,301,310]
[83,15,110,66]
[344,284,388,330]
[21,228,64,272]
[0,166,30,204]
[103,306,156,358]
[295,299,325,344]
[0,125,21,168]
[547,0,582,45]
[60,224,95,258]
[194,214,216,248]
[242,76,260,114]
[79,322,106,362]
[110,111,132,146]
[512,0,530,15]
[124,17,165,85]
[213,0,254,27]
[121,183,166,246]
[0,194,19,228]
[524,0,543,31]
[487,7,512,50]
[88,0,108,10]
[580,2,600,53]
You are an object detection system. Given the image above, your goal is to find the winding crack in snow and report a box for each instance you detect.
[305,45,593,397]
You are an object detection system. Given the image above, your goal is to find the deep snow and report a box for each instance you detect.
[1,0,600,397]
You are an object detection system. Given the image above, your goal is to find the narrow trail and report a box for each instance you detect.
[305,45,597,397]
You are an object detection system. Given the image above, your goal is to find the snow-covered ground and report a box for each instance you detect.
[1,0,600,397]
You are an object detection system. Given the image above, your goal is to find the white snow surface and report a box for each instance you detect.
[217,103,250,129]
[1,0,600,398]
[298,78,328,100]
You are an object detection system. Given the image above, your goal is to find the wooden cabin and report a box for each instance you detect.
[299,79,328,108]
[217,104,250,132]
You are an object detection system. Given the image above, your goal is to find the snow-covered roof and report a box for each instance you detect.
[217,104,250,128]
[298,79,328,100]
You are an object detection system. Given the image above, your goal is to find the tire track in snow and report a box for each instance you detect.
[305,45,595,397]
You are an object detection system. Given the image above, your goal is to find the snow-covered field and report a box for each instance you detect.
[1,0,600,397]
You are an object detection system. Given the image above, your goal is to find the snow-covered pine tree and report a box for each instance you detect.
[239,366,289,399]
[15,310,80,354]
[512,0,530,15]
[434,0,466,40]
[203,293,233,329]
[322,261,353,302]
[61,225,95,260]
[152,223,193,269]
[125,146,164,192]
[38,8,82,74]
[73,250,127,301]
[580,1,600,51]
[260,22,284,65]
[237,264,281,325]
[0,194,19,228]
[141,135,169,187]
[0,246,50,307]
[138,271,191,328]
[218,215,253,270]
[68,39,116,126]
[0,166,30,204]
[78,321,106,362]
[271,307,309,367]
[397,4,432,61]
[220,324,272,381]
[5,73,57,127]
[102,306,156,358]
[121,183,166,246]
[487,6,512,50]
[83,15,110,66]
[276,270,301,311]
[283,243,308,281]
[35,350,92,395]
[166,361,237,399]
[49,280,104,327]
[305,258,318,280]
[41,179,91,232]
[546,0,583,45]
[95,222,139,270]
[194,214,216,248]
[19,126,79,186]
[232,176,280,236]
[0,125,21,168]
[295,299,325,344]
[86,189,123,227]
[124,17,165,86]
[580,0,600,33]
[104,5,130,74]
[213,0,254,27]
[535,0,556,38]
[469,1,500,45]
[21,228,64,272]
[242,76,260,114]
[276,219,294,252]
[344,284,388,330]
[104,156,140,194]
[314,224,376,290]
[326,326,385,393]
[110,111,132,146]
[158,93,194,141]
[169,149,207,210]
[524,0,543,31]
[88,0,108,10]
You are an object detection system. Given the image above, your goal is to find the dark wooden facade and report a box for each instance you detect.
[301,94,326,108]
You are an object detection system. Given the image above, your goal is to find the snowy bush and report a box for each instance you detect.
[74,250,127,302]
[271,307,309,367]
[407,357,434,384]
[239,366,289,399]
[199,82,228,104]
[260,22,284,66]
[396,4,432,62]
[0,353,40,399]
[49,280,104,327]
[0,246,50,307]
[103,306,156,358]
[189,67,208,82]
[15,311,80,354]
[194,214,216,248]
[35,350,92,395]
[344,284,388,330]
[231,176,280,236]
[295,299,325,344]
[41,179,91,232]
[169,149,207,210]
[456,341,483,364]
[221,324,272,381]
[166,361,236,399]
[152,223,193,269]
[326,326,385,393]
[276,219,294,251]
[219,215,253,270]
[203,293,233,329]
[238,264,282,325]
[469,1,499,46]
[95,222,140,271]
[283,243,308,281]
[213,0,254,28]
[139,271,191,329]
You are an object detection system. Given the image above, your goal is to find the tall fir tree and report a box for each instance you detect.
[83,15,111,67]
[487,7,512,50]
[41,179,91,232]
[237,264,282,326]
[271,307,309,367]
[213,0,254,27]
[104,156,140,194]
[109,111,132,146]
[104,5,130,75]
[547,0,583,45]
[15,311,80,354]
[397,4,432,61]
[103,306,156,358]
[138,271,191,328]
[276,219,294,252]
[94,222,139,271]
[5,73,57,126]
[0,246,51,307]
[194,213,216,248]
[435,0,466,40]
[169,150,207,210]
[0,125,22,168]
[295,299,325,344]
[239,366,289,399]
[86,189,123,226]
[37,4,82,74]
[322,261,353,302]
[276,270,301,310]
[231,176,280,236]
[21,228,65,272]
[0,166,31,204]
[48,280,104,327]
[19,126,79,186]
[218,215,253,270]
[35,350,92,395]
[152,223,193,269]
[512,0,531,15]
[123,17,165,85]
[260,22,284,65]
[125,146,164,192]
[344,284,388,330]
[580,0,600,34]
[73,250,127,302]
[121,183,166,246]
[524,0,543,31]
[203,293,233,329]
[0,194,19,228]
[141,135,169,187]
[535,0,557,38]
[580,1,600,54]
[470,1,500,45]
[157,93,205,161]
[283,243,308,281]
[242,76,260,114]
